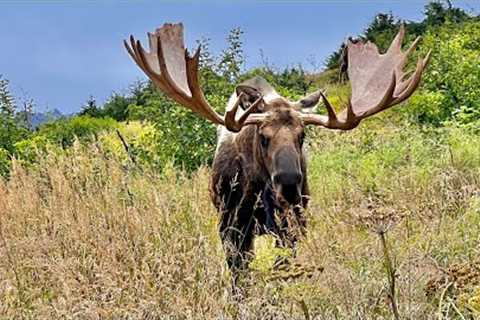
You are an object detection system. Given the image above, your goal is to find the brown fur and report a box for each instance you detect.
[209,102,309,280]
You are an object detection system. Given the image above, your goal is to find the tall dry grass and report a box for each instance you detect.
[0,125,479,319]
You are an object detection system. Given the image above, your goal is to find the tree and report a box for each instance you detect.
[218,27,244,84]
[0,75,15,117]
[0,75,29,153]
[364,13,399,49]
[324,43,345,70]
[196,36,226,97]
[364,12,398,41]
[79,95,102,117]
[17,93,35,130]
[424,1,469,27]
[277,66,311,95]
[102,94,130,121]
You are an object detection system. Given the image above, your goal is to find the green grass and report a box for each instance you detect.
[0,122,479,319]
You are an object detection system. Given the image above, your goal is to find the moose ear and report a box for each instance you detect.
[235,85,263,110]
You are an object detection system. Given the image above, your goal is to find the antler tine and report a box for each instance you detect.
[300,25,430,130]
[319,91,338,121]
[224,93,265,131]
[125,36,148,78]
[390,35,422,94]
[125,36,177,99]
[136,39,183,101]
[390,50,431,105]
[125,23,266,132]
[388,24,405,54]
[405,36,421,57]
[123,37,137,65]
[235,95,264,128]
[185,46,225,124]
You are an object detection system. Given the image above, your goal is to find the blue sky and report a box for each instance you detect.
[0,1,478,114]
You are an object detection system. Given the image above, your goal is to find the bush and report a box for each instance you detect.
[129,93,218,172]
[0,147,10,178]
[14,135,58,165]
[35,115,118,147]
[401,91,449,126]
[409,21,480,127]
[12,116,117,166]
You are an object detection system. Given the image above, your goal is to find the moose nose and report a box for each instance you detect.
[273,172,302,205]
[273,171,302,186]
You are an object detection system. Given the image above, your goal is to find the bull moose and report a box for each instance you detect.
[124,23,430,282]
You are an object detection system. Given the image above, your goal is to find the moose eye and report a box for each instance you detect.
[260,134,269,149]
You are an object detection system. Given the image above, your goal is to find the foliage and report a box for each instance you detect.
[127,90,218,171]
[324,1,475,70]
[364,12,399,50]
[101,94,130,121]
[218,27,245,83]
[9,116,118,169]
[1,3,480,318]
[0,75,30,154]
[1,1,479,175]
[0,147,10,177]
[0,76,16,117]
[14,135,53,165]
[78,95,102,118]
[401,91,449,126]
[101,82,147,121]
[424,0,470,26]
[1,123,480,318]
[37,116,117,146]
[404,20,480,128]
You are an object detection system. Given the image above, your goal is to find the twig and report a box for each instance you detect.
[115,129,136,204]
[297,299,310,320]
[448,297,466,320]
[379,231,401,320]
[437,282,453,319]
[116,129,137,164]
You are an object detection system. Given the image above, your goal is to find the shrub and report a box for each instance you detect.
[35,115,117,147]
[12,116,117,166]
[0,147,10,178]
[135,95,218,172]
[410,21,480,126]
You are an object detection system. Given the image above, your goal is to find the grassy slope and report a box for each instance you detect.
[1,117,479,319]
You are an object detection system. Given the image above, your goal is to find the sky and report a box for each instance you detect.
[0,1,479,114]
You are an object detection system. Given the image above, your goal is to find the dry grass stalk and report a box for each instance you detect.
[0,127,479,318]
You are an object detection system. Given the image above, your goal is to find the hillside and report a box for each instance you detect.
[1,1,480,319]
[1,122,479,318]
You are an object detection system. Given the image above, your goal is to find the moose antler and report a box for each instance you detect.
[124,23,266,132]
[300,25,431,130]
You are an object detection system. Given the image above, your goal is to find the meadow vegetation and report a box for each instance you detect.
[1,1,480,318]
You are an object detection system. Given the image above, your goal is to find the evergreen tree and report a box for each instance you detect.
[102,94,130,121]
[0,75,16,117]
[79,95,102,117]
[0,75,29,152]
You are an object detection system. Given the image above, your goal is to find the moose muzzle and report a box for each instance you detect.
[272,148,303,206]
